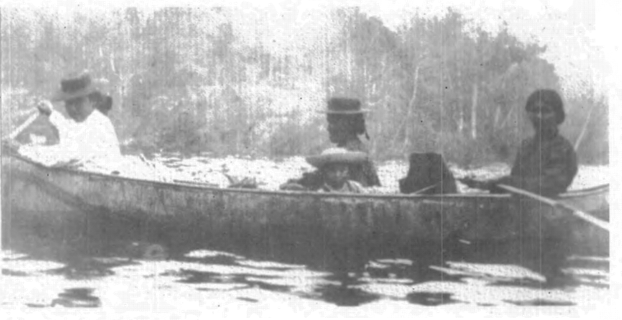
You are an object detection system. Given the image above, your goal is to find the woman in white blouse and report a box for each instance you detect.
[18,72,121,170]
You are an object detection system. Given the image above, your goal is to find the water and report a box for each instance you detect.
[1,155,610,314]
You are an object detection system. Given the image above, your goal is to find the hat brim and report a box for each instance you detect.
[319,109,371,115]
[306,152,368,168]
[50,86,97,102]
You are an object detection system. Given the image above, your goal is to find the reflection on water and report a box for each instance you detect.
[50,288,101,308]
[0,223,610,310]
[503,299,575,306]
[406,292,462,306]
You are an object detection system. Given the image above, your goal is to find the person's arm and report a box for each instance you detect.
[49,110,77,144]
[281,170,323,191]
[460,175,507,191]
[96,118,121,157]
[16,143,78,167]
[496,139,577,196]
[349,180,367,194]
[470,140,527,192]
[345,140,381,187]
[362,161,381,187]
[37,100,76,145]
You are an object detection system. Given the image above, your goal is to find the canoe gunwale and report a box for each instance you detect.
[3,154,608,202]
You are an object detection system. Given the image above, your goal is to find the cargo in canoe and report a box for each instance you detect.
[1,154,609,267]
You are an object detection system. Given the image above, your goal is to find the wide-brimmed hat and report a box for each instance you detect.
[51,72,98,102]
[306,147,368,168]
[320,97,369,114]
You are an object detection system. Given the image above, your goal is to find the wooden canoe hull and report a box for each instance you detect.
[1,155,608,265]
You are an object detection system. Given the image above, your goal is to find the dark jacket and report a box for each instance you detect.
[399,152,457,194]
[491,130,578,197]
[290,138,381,190]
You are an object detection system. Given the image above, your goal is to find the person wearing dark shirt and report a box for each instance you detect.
[399,152,458,194]
[280,97,381,191]
[460,89,578,197]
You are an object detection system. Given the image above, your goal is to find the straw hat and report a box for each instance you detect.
[51,72,99,102]
[320,97,369,114]
[306,147,368,168]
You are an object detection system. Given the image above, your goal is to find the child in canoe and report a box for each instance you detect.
[280,98,380,191]
[282,148,367,193]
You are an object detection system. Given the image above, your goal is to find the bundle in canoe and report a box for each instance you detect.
[1,154,609,264]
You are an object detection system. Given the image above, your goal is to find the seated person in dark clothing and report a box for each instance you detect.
[286,148,367,193]
[460,89,578,197]
[280,97,381,191]
[399,152,457,194]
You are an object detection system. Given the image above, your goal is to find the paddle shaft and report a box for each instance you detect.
[4,110,39,140]
[497,184,609,232]
[173,179,219,188]
[412,183,438,195]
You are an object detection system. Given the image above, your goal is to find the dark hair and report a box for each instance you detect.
[525,89,565,124]
[100,96,113,114]
[327,113,367,136]
[88,91,113,115]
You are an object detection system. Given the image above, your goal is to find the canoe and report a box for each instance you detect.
[1,154,609,267]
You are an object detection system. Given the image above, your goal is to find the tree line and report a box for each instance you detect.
[1,7,608,165]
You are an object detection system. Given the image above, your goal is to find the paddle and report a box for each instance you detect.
[3,109,39,141]
[497,184,609,232]
[224,173,259,189]
[173,179,219,188]
[411,183,438,195]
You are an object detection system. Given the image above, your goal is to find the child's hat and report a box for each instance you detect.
[306,147,368,168]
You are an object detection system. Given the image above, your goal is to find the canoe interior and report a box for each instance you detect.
[1,155,608,268]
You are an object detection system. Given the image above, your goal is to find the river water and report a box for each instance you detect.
[0,155,611,315]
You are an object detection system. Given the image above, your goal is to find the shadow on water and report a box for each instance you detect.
[448,238,599,289]
[308,283,382,307]
[175,269,291,293]
[173,268,383,306]
[406,292,463,306]
[4,222,387,306]
[25,288,101,308]
[503,299,575,306]
[177,254,242,267]
[50,288,102,308]
[44,258,134,280]
[169,254,387,306]
[3,222,139,278]
[2,269,29,277]
[3,211,609,308]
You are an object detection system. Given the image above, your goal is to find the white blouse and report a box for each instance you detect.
[20,110,122,170]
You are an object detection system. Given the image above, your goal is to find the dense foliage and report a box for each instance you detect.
[1,7,608,165]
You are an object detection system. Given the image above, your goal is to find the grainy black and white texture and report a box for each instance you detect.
[0,0,617,317]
